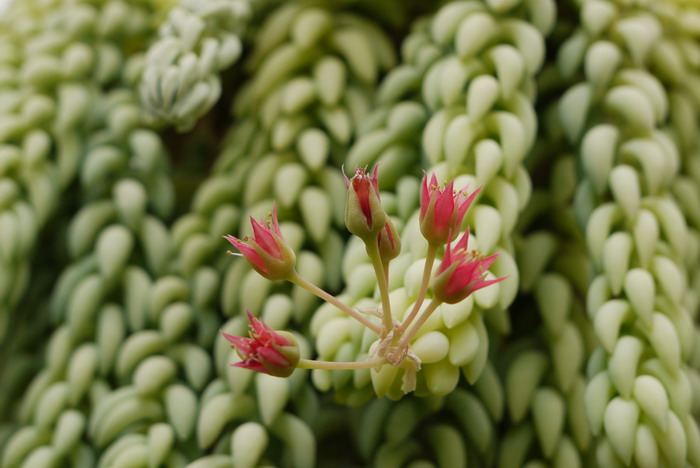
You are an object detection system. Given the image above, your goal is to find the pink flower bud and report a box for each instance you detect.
[224,204,296,280]
[420,173,480,246]
[431,230,504,304]
[344,166,387,240]
[222,311,300,377]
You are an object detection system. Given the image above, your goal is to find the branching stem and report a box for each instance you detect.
[397,243,438,333]
[365,240,394,336]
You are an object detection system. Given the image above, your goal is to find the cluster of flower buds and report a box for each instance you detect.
[221,166,504,390]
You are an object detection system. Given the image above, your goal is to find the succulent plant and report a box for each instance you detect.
[0,0,699,467]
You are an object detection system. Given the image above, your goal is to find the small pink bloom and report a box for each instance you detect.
[344,166,387,240]
[420,173,480,245]
[431,229,504,304]
[222,311,300,377]
[224,204,296,280]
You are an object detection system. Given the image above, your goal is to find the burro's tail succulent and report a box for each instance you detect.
[2,0,700,467]
[554,0,700,467]
[139,0,252,130]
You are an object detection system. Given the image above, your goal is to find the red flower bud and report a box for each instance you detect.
[344,166,387,241]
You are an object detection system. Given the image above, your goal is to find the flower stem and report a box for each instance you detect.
[365,240,393,337]
[382,259,390,285]
[288,272,381,334]
[397,243,438,334]
[393,299,442,360]
[297,357,386,370]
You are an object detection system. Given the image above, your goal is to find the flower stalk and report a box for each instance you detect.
[364,238,394,337]
[288,272,381,334]
[396,242,438,334]
[297,357,387,370]
[392,299,442,360]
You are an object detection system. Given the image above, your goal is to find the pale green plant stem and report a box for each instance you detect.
[297,357,387,370]
[397,243,438,334]
[393,299,442,359]
[364,240,394,337]
[288,272,381,334]
[381,259,390,287]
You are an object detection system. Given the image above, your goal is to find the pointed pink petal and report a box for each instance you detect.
[246,309,256,323]
[221,332,254,355]
[241,250,267,273]
[466,185,482,205]
[441,229,468,268]
[251,217,282,258]
[420,172,430,218]
[477,253,500,271]
[271,331,292,346]
[429,173,438,188]
[456,258,481,277]
[221,330,243,345]
[247,310,271,337]
[438,241,455,274]
[270,203,283,237]
[353,176,372,225]
[470,276,506,293]
[371,164,380,196]
[434,181,455,230]
[455,229,469,252]
[447,262,480,293]
[257,347,290,366]
[455,186,481,226]
[233,360,269,373]
[228,237,253,255]
[223,235,242,247]
[231,239,268,273]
